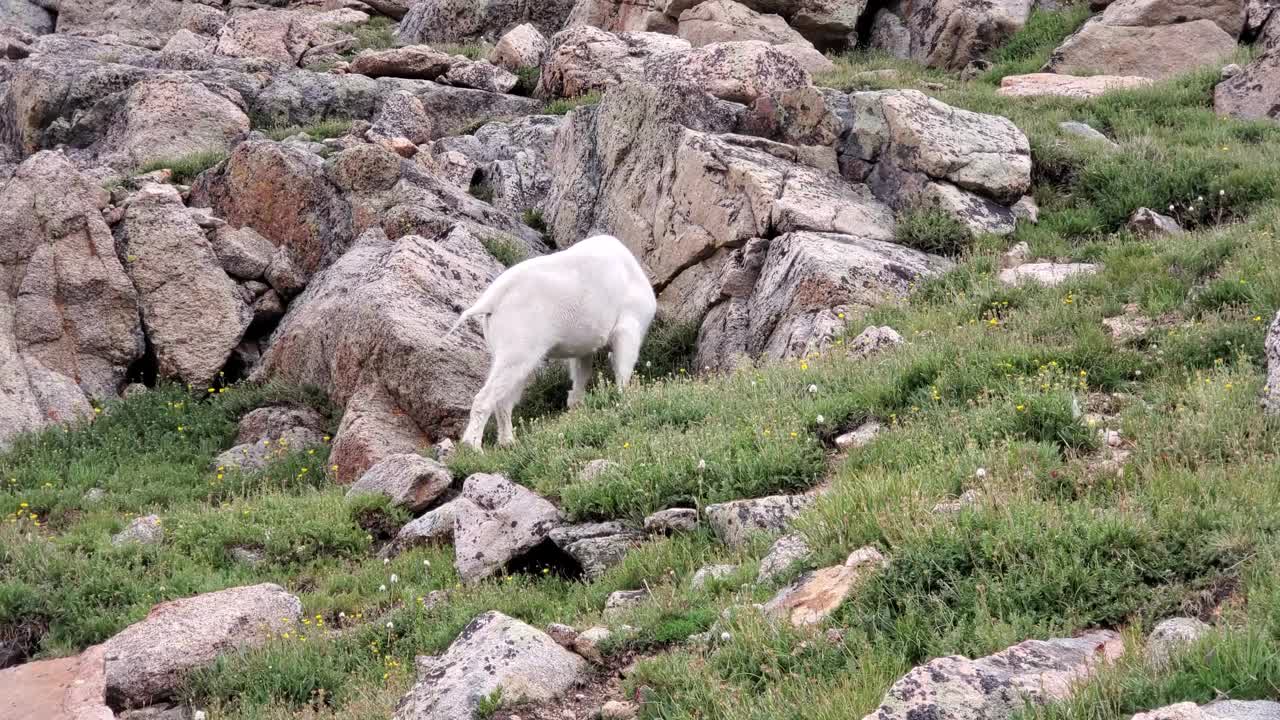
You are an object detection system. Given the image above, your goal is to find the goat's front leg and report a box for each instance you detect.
[568,355,594,408]
[609,319,647,390]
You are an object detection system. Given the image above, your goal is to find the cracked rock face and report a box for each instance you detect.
[393,611,587,720]
[704,494,815,547]
[861,630,1125,720]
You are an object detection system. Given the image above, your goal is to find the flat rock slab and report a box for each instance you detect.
[393,611,587,720]
[346,453,452,513]
[998,73,1153,99]
[704,494,815,547]
[998,263,1099,287]
[0,646,112,720]
[763,546,885,626]
[757,534,812,584]
[1134,701,1280,720]
[861,630,1125,720]
[104,583,301,708]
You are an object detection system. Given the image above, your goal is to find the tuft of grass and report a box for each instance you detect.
[895,208,976,256]
[344,16,397,56]
[264,118,354,142]
[435,42,491,61]
[475,687,504,718]
[469,180,495,204]
[984,5,1094,81]
[543,92,602,116]
[514,67,540,97]
[480,234,526,267]
[521,208,547,235]
[135,150,228,185]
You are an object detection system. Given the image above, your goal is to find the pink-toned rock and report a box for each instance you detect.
[490,23,550,70]
[538,25,691,98]
[998,73,1154,99]
[0,645,113,720]
[566,0,677,33]
[763,546,886,626]
[1046,18,1237,80]
[644,40,812,105]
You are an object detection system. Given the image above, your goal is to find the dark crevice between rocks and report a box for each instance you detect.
[504,537,584,582]
[0,616,48,670]
[854,0,901,50]
[125,332,159,388]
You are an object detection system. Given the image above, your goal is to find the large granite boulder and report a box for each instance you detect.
[0,152,143,448]
[393,612,588,719]
[253,226,501,481]
[1046,16,1237,79]
[117,183,251,386]
[1215,46,1280,121]
[396,0,577,44]
[103,584,301,707]
[643,40,812,104]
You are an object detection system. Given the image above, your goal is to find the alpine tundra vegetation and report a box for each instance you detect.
[4,0,1280,719]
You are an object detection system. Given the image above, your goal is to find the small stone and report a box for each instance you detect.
[1013,195,1039,225]
[603,590,650,620]
[579,458,619,483]
[1221,63,1242,80]
[546,623,579,648]
[85,488,106,503]
[112,514,164,547]
[757,534,812,584]
[644,507,699,534]
[574,626,610,664]
[690,564,736,590]
[848,326,903,359]
[825,628,845,644]
[123,383,149,398]
[1128,208,1185,237]
[434,438,456,463]
[601,699,639,719]
[230,547,264,566]
[932,489,980,515]
[763,546,887,627]
[1059,121,1118,147]
[1147,617,1210,666]
[835,421,881,451]
[998,263,1099,288]
[1001,241,1031,269]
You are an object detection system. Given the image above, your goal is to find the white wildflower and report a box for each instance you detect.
[975,468,988,479]
[816,415,825,423]
[378,584,387,592]
[697,459,706,471]
[390,574,399,584]
[386,621,394,629]
[808,384,817,394]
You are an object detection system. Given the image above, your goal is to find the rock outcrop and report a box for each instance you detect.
[397,0,576,44]
[763,546,885,626]
[998,73,1154,99]
[346,453,454,512]
[393,611,588,720]
[704,493,815,547]
[537,26,691,98]
[1215,47,1280,121]
[1046,12,1237,80]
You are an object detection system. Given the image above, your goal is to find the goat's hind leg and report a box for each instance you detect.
[609,318,647,390]
[465,351,544,450]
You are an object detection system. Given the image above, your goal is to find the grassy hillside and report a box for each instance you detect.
[6,11,1280,719]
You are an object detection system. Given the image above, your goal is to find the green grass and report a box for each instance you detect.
[9,12,1280,720]
[134,150,228,185]
[895,207,976,256]
[342,16,397,57]
[480,234,526,267]
[435,42,491,61]
[543,92,602,116]
[264,118,354,142]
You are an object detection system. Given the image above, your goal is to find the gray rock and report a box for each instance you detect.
[490,23,550,70]
[757,534,811,583]
[603,589,651,620]
[932,489,981,515]
[1046,17,1236,80]
[902,0,1033,70]
[1060,121,1118,147]
[1146,617,1210,666]
[86,488,107,503]
[998,263,1099,288]
[104,584,301,708]
[1216,47,1280,122]
[644,508,700,534]
[1133,701,1280,720]
[704,494,815,547]
[691,563,737,589]
[0,0,54,35]
[235,406,327,445]
[848,326,903,359]
[426,114,562,215]
[643,40,812,105]
[230,546,265,566]
[549,522,643,578]
[537,26,691,98]
[346,454,453,512]
[386,500,463,557]
[763,546,885,626]
[210,225,276,281]
[835,421,881,450]
[578,459,620,483]
[214,426,327,473]
[1127,207,1185,237]
[451,474,563,583]
[861,630,1125,720]
[112,515,164,547]
[441,59,519,94]
[392,611,587,720]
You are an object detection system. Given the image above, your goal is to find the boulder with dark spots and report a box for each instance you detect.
[644,508,700,533]
[537,26,691,98]
[704,494,815,547]
[346,454,454,513]
[603,589,651,619]
[111,515,164,548]
[643,40,811,105]
[903,0,1034,71]
[1215,46,1280,122]
[396,0,577,45]
[234,406,328,446]
[449,473,564,583]
[1133,701,1280,720]
[393,611,587,720]
[104,584,301,708]
[861,631,1125,720]
[117,183,251,386]
[566,0,677,33]
[1128,207,1185,236]
[424,114,561,214]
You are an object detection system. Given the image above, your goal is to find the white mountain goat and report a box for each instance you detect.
[447,234,657,450]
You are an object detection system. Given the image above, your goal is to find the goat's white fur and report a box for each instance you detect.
[450,235,657,450]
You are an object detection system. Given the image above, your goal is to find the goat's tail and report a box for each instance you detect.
[444,273,512,338]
